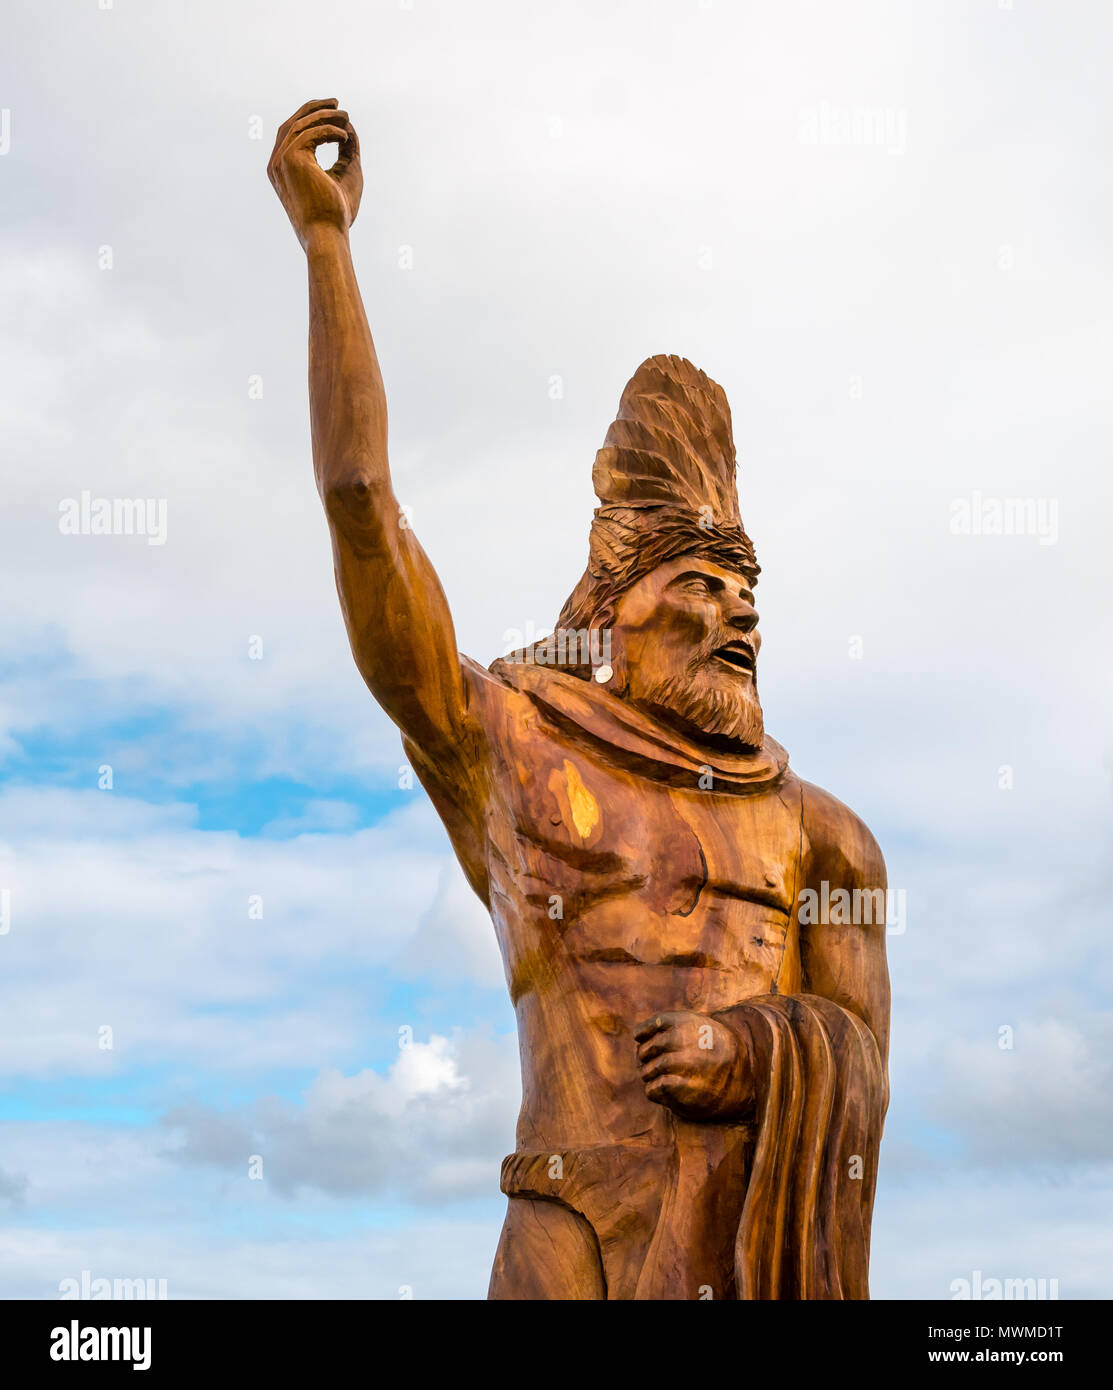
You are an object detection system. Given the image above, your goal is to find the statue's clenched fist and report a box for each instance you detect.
[633,1010,753,1121]
[268,98,363,250]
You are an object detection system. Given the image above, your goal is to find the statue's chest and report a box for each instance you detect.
[489,724,802,933]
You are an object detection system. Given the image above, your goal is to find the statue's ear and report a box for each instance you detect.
[590,622,627,695]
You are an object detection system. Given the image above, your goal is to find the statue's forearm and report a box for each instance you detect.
[305,226,392,525]
[299,222,475,764]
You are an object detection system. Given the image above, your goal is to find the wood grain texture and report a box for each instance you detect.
[269,102,890,1300]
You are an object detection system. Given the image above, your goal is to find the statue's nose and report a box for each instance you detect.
[725,599,759,634]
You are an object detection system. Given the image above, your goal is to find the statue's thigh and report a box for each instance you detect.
[487,1196,606,1300]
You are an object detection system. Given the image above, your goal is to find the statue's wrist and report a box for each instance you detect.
[303,221,350,257]
[711,1006,770,1119]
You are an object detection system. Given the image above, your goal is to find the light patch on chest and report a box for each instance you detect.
[561,759,599,840]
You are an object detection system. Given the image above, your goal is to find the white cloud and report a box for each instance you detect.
[0,787,501,1078]
[397,859,507,991]
[163,1028,521,1203]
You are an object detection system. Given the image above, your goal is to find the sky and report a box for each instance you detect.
[0,0,1111,1299]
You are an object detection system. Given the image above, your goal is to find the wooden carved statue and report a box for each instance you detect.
[269,101,891,1300]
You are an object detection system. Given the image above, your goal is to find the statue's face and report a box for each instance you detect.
[609,557,764,751]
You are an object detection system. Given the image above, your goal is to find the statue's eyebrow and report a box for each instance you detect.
[669,569,723,590]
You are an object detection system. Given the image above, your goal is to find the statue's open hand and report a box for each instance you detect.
[268,98,363,250]
[633,1011,752,1121]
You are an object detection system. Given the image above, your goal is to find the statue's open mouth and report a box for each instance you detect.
[712,641,755,674]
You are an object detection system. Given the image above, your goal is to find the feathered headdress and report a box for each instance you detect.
[555,354,758,637]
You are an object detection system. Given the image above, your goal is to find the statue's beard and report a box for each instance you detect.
[633,663,765,752]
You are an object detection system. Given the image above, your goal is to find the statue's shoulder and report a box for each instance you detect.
[460,653,536,727]
[798,777,886,888]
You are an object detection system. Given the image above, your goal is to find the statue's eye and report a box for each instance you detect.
[680,578,710,595]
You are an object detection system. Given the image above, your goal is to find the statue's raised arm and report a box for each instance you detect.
[268,100,479,776]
